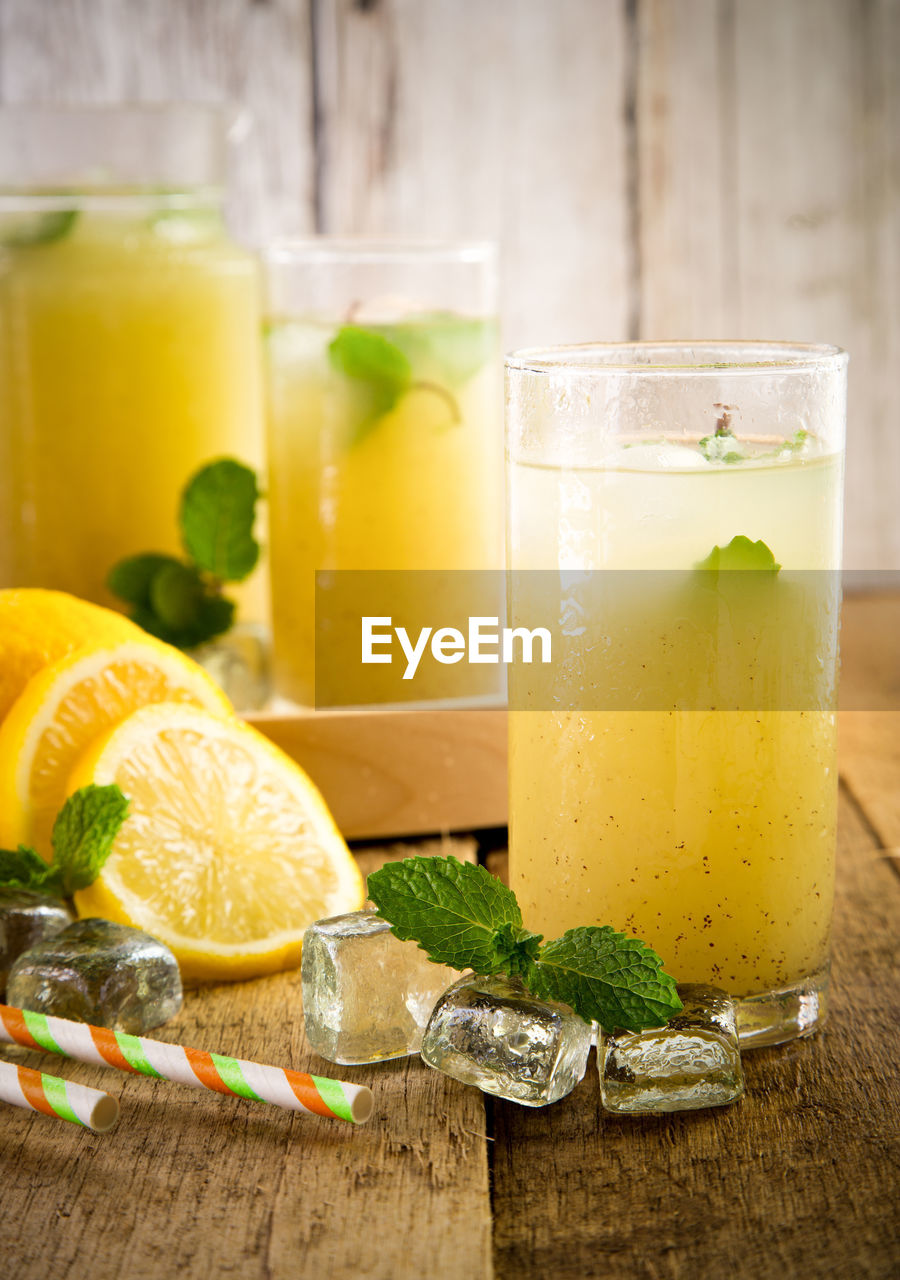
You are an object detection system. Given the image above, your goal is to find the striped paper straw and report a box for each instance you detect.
[0,1058,119,1133]
[0,1004,373,1124]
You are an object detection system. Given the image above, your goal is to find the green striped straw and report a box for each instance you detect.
[0,1003,373,1124]
[0,1057,119,1133]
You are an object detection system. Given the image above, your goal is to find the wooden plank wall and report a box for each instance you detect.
[1,0,897,569]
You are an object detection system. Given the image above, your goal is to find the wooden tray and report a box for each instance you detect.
[246,704,508,841]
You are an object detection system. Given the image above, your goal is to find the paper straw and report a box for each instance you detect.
[0,1004,373,1125]
[0,1058,119,1133]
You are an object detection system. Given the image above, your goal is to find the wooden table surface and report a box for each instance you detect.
[3,596,899,1280]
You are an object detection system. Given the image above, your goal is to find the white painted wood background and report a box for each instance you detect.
[1,0,897,569]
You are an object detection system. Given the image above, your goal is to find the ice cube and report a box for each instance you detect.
[7,918,183,1033]
[301,910,460,1065]
[190,622,271,711]
[420,972,592,1107]
[599,983,744,1114]
[0,888,72,993]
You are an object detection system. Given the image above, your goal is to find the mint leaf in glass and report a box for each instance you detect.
[0,209,77,248]
[421,315,497,387]
[366,855,526,974]
[329,325,412,415]
[527,927,683,1034]
[329,323,461,440]
[180,458,261,583]
[696,535,781,572]
[382,315,497,388]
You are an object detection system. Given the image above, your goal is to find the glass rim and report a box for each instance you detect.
[505,340,849,376]
[264,236,497,266]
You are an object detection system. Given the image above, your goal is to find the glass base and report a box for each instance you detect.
[735,965,829,1048]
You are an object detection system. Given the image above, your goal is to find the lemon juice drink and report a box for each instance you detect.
[506,343,847,1046]
[0,107,264,610]
[264,241,501,706]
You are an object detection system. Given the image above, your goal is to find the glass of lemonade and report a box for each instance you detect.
[0,105,265,610]
[506,342,847,1047]
[263,239,502,706]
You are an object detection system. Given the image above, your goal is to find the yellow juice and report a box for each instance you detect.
[508,444,843,999]
[0,198,265,609]
[265,315,502,705]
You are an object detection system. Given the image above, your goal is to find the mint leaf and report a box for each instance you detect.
[381,315,496,388]
[329,325,412,413]
[51,784,129,896]
[696,535,781,573]
[0,844,60,895]
[130,595,235,650]
[527,927,683,1033]
[180,458,261,582]
[0,209,77,248]
[150,561,206,631]
[367,855,524,973]
[107,553,183,610]
[698,434,748,464]
[491,920,544,981]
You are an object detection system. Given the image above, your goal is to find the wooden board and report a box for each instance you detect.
[246,704,508,839]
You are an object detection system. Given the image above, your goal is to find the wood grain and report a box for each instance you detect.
[307,0,633,346]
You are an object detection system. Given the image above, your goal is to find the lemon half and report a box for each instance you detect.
[70,703,363,981]
[0,640,232,854]
[0,588,142,725]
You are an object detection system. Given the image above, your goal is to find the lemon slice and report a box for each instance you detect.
[69,703,363,981]
[0,640,232,855]
[0,588,142,726]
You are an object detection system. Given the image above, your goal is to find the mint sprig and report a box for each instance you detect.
[367,856,682,1033]
[329,325,461,442]
[107,457,260,650]
[0,784,128,899]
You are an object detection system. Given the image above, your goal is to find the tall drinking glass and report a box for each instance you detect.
[263,239,502,706]
[0,105,265,612]
[506,342,847,1046]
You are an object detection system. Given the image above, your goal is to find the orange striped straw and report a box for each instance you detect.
[0,1003,373,1124]
[0,1058,119,1133]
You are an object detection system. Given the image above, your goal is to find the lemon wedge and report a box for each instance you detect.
[69,703,363,981]
[0,640,232,855]
[0,588,142,726]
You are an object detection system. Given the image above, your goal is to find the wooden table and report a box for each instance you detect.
[3,598,899,1280]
